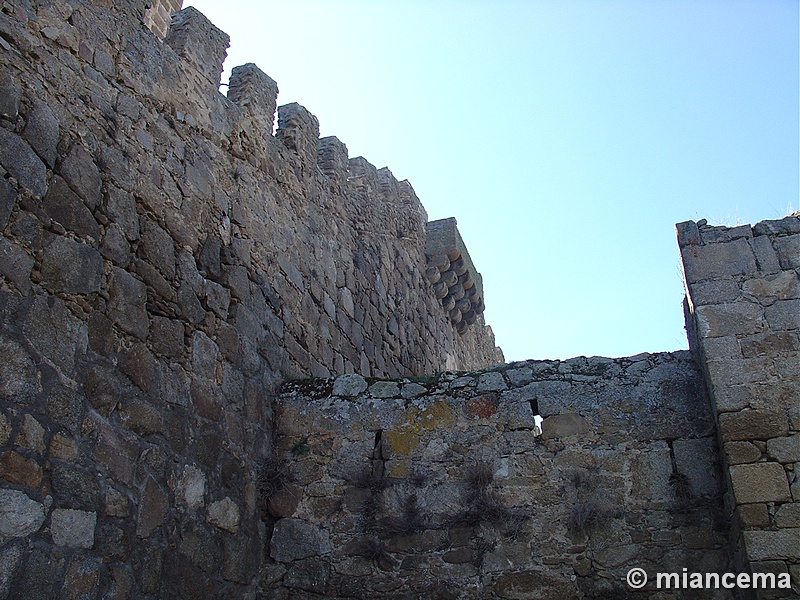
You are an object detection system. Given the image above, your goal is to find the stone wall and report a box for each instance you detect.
[0,1,500,598]
[271,353,729,598]
[679,216,800,596]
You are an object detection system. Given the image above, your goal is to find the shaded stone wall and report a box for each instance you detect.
[679,216,800,596]
[271,353,729,598]
[0,1,500,598]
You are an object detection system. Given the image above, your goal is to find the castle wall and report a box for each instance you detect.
[679,216,800,596]
[272,353,729,598]
[0,1,500,598]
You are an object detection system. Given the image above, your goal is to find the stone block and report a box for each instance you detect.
[104,487,130,518]
[119,397,163,436]
[0,176,15,231]
[736,503,769,528]
[676,220,701,246]
[541,413,589,439]
[743,529,800,561]
[50,463,100,508]
[223,531,260,583]
[207,497,239,533]
[16,414,44,454]
[119,342,159,393]
[701,335,741,360]
[0,489,45,538]
[775,503,800,528]
[0,541,24,598]
[688,278,741,306]
[92,425,139,487]
[59,143,102,209]
[368,381,399,398]
[140,217,176,279]
[631,444,674,504]
[739,331,800,358]
[765,299,800,330]
[0,450,41,489]
[719,409,789,441]
[477,371,507,391]
[136,476,168,538]
[0,73,20,120]
[0,128,47,197]
[750,234,782,274]
[270,518,331,562]
[267,484,301,518]
[0,412,10,446]
[0,339,39,401]
[42,177,100,241]
[695,302,765,338]
[333,374,367,397]
[204,279,230,318]
[729,462,791,504]
[51,508,96,548]
[681,236,757,284]
[108,267,149,340]
[41,235,103,294]
[724,441,762,464]
[61,557,100,599]
[23,99,59,167]
[767,435,800,464]
[149,316,184,358]
[106,184,139,241]
[774,234,800,270]
[101,223,132,266]
[753,216,800,236]
[172,465,206,510]
[504,380,571,416]
[0,237,33,293]
[192,330,219,379]
[45,384,84,435]
[743,271,800,303]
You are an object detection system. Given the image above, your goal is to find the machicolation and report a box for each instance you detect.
[0,1,797,599]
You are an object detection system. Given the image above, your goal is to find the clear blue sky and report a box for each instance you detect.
[187,0,798,362]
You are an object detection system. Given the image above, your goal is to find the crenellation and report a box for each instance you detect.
[275,101,321,171]
[227,62,279,135]
[317,135,350,199]
[165,8,230,91]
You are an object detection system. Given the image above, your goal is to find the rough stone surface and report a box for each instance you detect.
[275,353,725,597]
[207,497,239,533]
[0,489,45,539]
[0,128,47,197]
[730,461,791,505]
[332,374,368,397]
[51,509,97,549]
[270,518,332,562]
